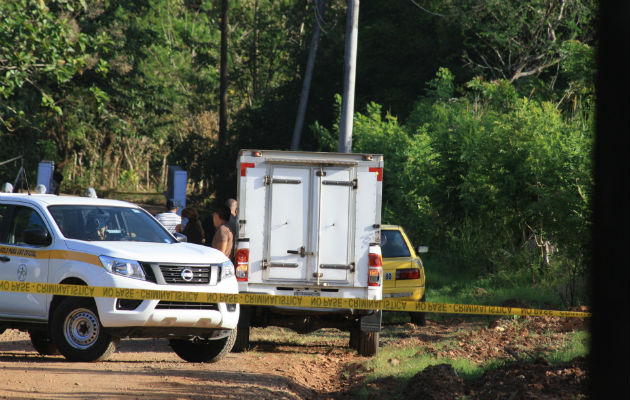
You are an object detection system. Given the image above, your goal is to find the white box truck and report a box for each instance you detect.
[234,150,384,355]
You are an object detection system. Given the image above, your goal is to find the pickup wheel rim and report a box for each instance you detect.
[63,308,100,350]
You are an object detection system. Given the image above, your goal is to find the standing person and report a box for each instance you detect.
[211,204,233,258]
[155,199,181,234]
[181,207,205,245]
[225,198,238,239]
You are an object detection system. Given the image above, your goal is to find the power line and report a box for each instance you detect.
[407,0,449,18]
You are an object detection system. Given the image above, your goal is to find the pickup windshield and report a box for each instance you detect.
[381,230,411,258]
[48,205,175,243]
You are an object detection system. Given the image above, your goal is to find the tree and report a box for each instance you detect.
[443,0,597,83]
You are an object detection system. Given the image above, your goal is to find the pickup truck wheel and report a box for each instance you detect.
[357,331,379,356]
[232,326,250,352]
[410,293,427,326]
[29,330,60,355]
[51,297,118,362]
[170,329,237,362]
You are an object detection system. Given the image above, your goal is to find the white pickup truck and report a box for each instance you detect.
[234,150,384,355]
[0,193,239,362]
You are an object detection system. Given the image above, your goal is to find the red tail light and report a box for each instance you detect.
[396,268,420,280]
[235,248,249,281]
[368,252,382,286]
[369,253,382,267]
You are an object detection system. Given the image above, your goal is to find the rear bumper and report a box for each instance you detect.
[382,286,424,302]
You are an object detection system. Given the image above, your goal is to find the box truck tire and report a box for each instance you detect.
[358,331,379,356]
[169,329,237,363]
[233,325,251,352]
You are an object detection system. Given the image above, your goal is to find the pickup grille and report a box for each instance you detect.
[160,265,211,284]
[141,263,215,285]
[155,301,218,310]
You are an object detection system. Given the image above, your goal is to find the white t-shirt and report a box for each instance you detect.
[155,211,181,234]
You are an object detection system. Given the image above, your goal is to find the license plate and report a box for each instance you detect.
[294,291,320,297]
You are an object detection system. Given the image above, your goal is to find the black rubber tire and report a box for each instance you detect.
[29,330,60,355]
[232,325,251,352]
[170,329,237,362]
[357,331,379,356]
[410,293,427,326]
[50,297,118,362]
[349,328,359,350]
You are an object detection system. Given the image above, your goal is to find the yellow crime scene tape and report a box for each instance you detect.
[0,279,590,318]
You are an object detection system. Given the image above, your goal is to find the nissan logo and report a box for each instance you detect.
[180,268,194,282]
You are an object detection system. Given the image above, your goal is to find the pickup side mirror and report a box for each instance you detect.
[23,228,52,246]
[173,232,187,242]
[417,246,429,254]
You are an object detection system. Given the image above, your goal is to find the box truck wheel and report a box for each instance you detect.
[358,331,379,356]
[51,297,118,362]
[29,330,60,355]
[232,325,250,352]
[170,329,237,362]
[349,328,359,350]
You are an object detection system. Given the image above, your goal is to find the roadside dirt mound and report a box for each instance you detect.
[403,358,586,400]
[404,364,466,400]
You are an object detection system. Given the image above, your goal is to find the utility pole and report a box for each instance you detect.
[338,0,359,153]
[291,0,326,151]
[219,0,229,147]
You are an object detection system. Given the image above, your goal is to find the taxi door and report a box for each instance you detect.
[0,204,51,317]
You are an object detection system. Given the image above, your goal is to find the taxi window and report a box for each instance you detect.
[7,206,49,245]
[381,230,411,258]
[49,205,175,243]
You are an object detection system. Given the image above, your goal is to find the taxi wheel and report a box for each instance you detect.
[29,330,60,355]
[410,294,427,326]
[170,329,237,362]
[51,297,118,362]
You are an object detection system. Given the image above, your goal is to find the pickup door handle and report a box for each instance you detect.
[0,256,10,262]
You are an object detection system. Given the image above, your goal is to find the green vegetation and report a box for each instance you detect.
[355,322,589,399]
[1,0,595,302]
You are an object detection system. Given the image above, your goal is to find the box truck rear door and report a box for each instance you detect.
[265,167,311,281]
[315,167,354,284]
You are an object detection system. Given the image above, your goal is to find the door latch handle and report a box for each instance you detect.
[0,256,10,262]
[287,246,313,258]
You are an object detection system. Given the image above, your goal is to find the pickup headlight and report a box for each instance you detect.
[100,256,146,280]
[220,260,235,281]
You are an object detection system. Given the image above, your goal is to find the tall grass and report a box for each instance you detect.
[423,254,579,312]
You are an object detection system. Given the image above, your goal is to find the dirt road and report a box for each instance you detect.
[0,317,588,399]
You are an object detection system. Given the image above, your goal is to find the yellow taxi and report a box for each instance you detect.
[380,225,427,325]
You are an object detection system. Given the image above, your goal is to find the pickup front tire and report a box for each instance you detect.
[51,297,118,362]
[170,329,237,362]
